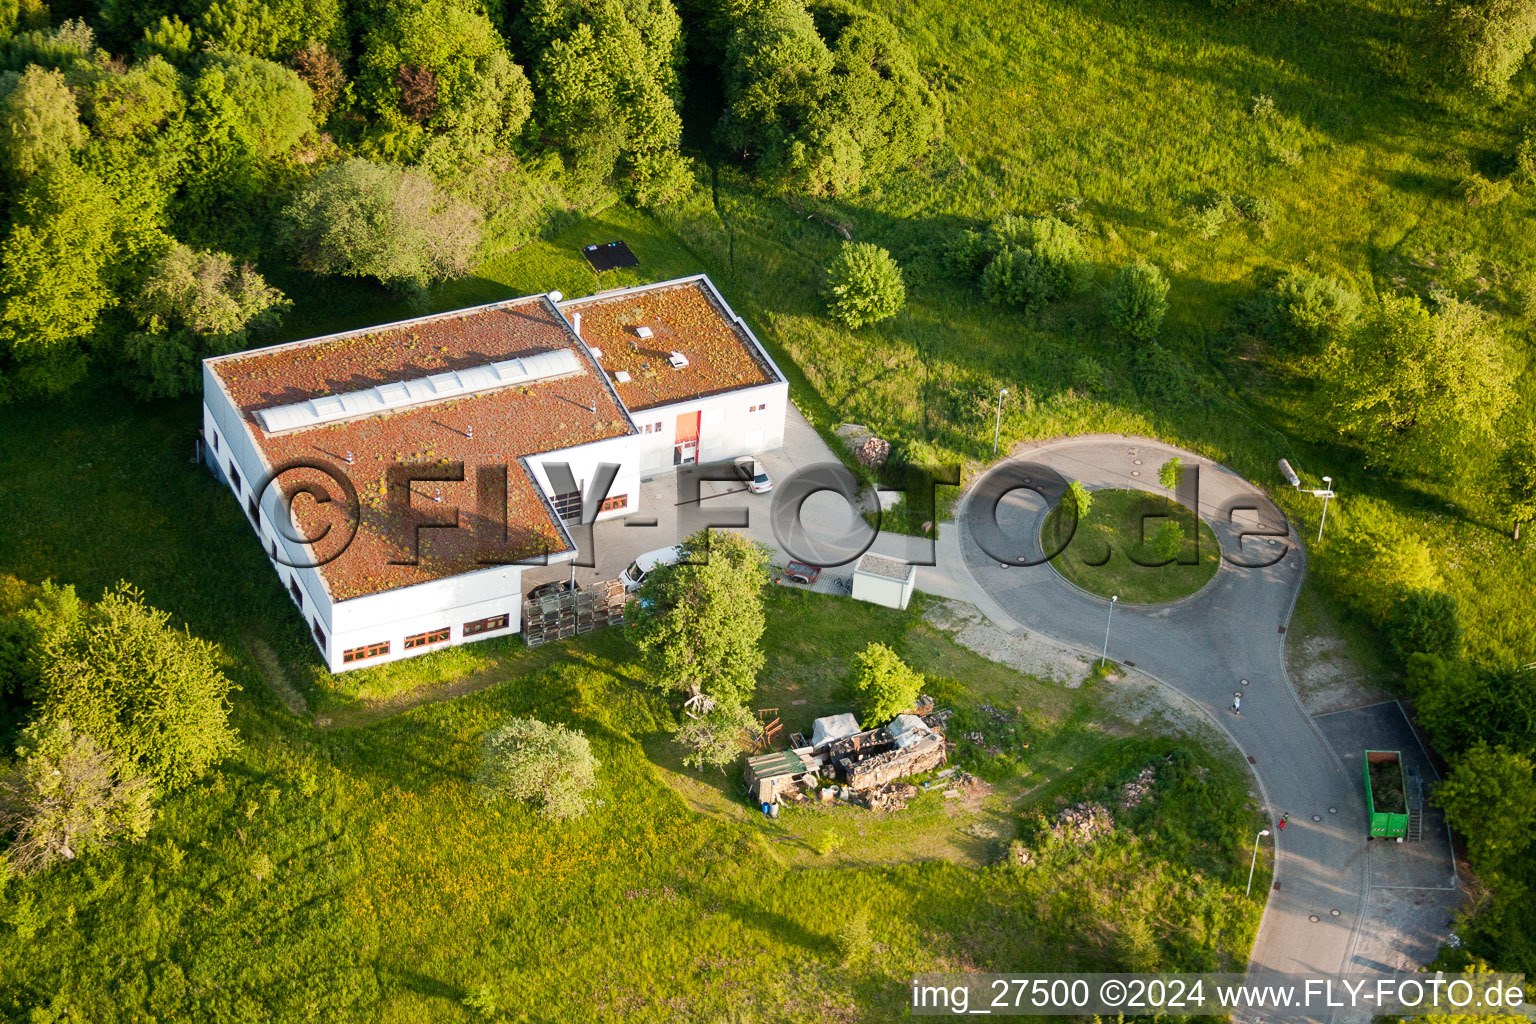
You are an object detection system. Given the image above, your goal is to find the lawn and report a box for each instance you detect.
[0,587,1266,1022]
[1042,489,1222,604]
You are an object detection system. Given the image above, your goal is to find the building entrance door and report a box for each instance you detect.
[674,411,700,466]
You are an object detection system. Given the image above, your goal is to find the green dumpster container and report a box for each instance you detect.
[1364,749,1409,839]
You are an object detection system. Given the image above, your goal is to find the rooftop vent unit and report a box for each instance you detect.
[614,370,632,383]
[254,348,585,434]
[667,351,689,369]
[589,347,603,360]
[634,326,654,340]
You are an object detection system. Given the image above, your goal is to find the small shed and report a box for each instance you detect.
[851,553,916,610]
[743,749,818,804]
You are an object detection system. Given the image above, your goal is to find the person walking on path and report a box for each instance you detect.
[1278,811,1288,832]
[1231,692,1242,715]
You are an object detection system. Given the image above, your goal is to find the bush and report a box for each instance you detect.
[1064,479,1093,519]
[976,216,1091,311]
[0,719,155,876]
[1514,124,1536,184]
[1131,342,1191,405]
[824,241,905,327]
[1270,270,1362,351]
[1105,260,1169,341]
[478,716,600,821]
[1459,172,1514,206]
[1382,589,1462,663]
[35,581,238,789]
[280,158,482,291]
[850,642,922,726]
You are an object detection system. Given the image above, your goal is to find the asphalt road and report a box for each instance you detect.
[947,435,1368,983]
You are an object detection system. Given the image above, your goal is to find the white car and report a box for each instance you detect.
[621,545,683,591]
[734,456,773,494]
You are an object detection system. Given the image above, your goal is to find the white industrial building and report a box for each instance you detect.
[201,275,788,672]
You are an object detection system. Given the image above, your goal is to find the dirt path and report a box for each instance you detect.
[244,634,310,718]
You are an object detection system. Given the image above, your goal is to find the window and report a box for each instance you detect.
[288,577,302,606]
[343,640,390,663]
[312,620,327,651]
[247,494,258,523]
[229,462,242,494]
[404,627,450,650]
[600,494,628,513]
[463,613,509,636]
[211,429,219,451]
[549,489,582,522]
[653,421,663,433]
[748,403,767,413]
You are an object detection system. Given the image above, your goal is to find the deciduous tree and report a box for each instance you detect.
[850,642,922,726]
[626,530,768,708]
[1320,295,1511,468]
[0,64,84,181]
[1497,440,1536,540]
[280,158,482,291]
[0,719,155,876]
[478,716,599,820]
[123,242,291,398]
[824,240,904,327]
[1435,742,1536,873]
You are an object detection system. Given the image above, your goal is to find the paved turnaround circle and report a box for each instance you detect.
[954,434,1367,982]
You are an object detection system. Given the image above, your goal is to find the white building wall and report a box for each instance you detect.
[326,564,529,673]
[632,379,790,474]
[202,364,336,651]
[851,567,915,610]
[525,432,643,522]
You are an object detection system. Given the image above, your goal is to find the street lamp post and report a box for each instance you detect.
[1246,828,1272,897]
[1099,595,1117,668]
[992,388,1008,455]
[1317,476,1333,543]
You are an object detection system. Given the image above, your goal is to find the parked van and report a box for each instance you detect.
[621,545,682,591]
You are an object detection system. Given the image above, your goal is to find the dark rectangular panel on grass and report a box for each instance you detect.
[582,241,639,272]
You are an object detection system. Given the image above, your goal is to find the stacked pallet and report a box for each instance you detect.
[523,579,628,647]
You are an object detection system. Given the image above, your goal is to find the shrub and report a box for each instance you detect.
[478,716,600,821]
[35,581,238,789]
[1131,342,1191,405]
[824,241,905,327]
[0,719,155,876]
[1270,270,1362,351]
[1106,260,1170,341]
[280,158,482,291]
[1515,124,1536,184]
[1459,172,1514,206]
[1186,193,1236,239]
[850,642,923,726]
[1382,589,1462,663]
[1064,479,1093,520]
